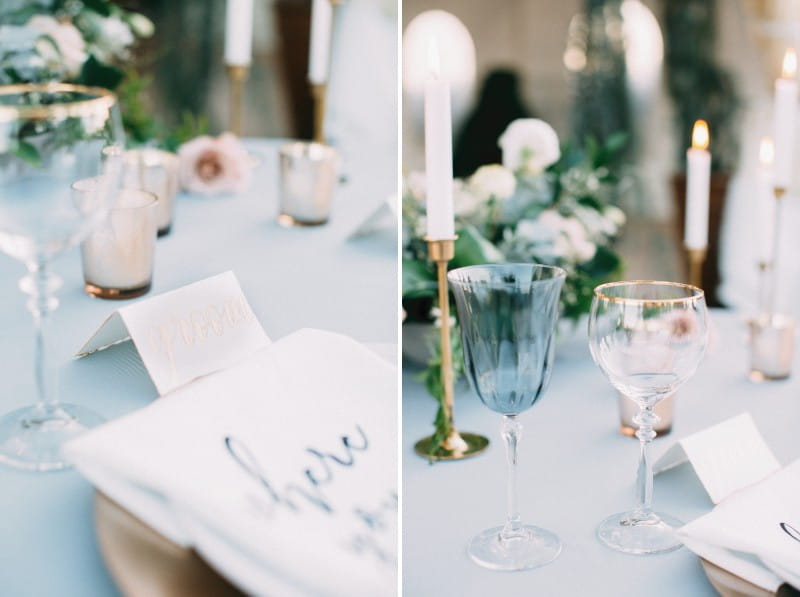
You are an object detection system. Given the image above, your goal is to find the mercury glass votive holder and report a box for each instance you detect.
[77,184,158,300]
[618,392,675,438]
[277,141,339,227]
[123,148,179,236]
[748,314,795,381]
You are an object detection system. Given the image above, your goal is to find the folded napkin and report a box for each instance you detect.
[679,459,800,592]
[64,329,397,597]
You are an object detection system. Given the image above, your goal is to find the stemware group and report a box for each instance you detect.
[448,266,709,567]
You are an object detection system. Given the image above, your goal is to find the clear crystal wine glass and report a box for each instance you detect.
[448,264,566,571]
[588,281,708,554]
[0,84,125,471]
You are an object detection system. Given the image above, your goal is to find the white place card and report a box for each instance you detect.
[347,193,397,239]
[654,412,780,504]
[65,328,397,597]
[76,271,270,396]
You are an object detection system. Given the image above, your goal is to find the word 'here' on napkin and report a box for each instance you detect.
[76,271,270,396]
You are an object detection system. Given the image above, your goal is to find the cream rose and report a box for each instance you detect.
[498,118,561,174]
[467,164,516,202]
[27,15,87,78]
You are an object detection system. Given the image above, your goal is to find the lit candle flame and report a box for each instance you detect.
[692,120,709,150]
[783,48,797,79]
[427,37,441,79]
[760,136,774,166]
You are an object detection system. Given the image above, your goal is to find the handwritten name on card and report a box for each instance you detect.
[78,271,270,395]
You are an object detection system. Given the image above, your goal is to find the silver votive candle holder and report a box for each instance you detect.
[76,183,158,300]
[277,141,339,227]
[748,313,795,382]
[123,148,179,236]
[618,392,675,438]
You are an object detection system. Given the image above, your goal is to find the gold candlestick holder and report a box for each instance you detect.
[763,186,787,315]
[310,83,327,143]
[414,237,490,461]
[226,64,250,136]
[686,247,706,289]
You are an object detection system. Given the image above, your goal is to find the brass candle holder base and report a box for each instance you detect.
[226,64,250,136]
[414,433,490,461]
[415,236,490,462]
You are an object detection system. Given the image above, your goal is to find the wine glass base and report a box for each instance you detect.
[0,403,104,472]
[597,511,684,555]
[468,524,562,571]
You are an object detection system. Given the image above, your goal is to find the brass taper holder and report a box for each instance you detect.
[414,236,489,461]
[226,65,249,136]
[762,186,786,315]
[310,83,327,143]
[686,247,706,289]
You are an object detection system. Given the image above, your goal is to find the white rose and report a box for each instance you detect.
[467,164,516,202]
[516,218,555,244]
[498,118,561,174]
[604,205,626,228]
[453,179,482,217]
[93,16,135,61]
[536,210,596,263]
[405,171,427,202]
[127,13,154,38]
[27,15,87,77]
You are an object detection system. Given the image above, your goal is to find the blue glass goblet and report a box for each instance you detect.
[448,264,566,571]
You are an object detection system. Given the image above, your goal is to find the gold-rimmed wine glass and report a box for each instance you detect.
[588,280,708,554]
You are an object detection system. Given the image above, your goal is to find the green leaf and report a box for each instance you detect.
[605,131,628,154]
[402,258,436,299]
[76,55,124,89]
[451,225,505,269]
[13,141,41,167]
[79,0,113,17]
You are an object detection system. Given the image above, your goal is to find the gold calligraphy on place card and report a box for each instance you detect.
[148,296,257,386]
[78,272,271,396]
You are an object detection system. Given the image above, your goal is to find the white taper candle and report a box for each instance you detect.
[308,0,334,85]
[684,120,711,250]
[424,39,455,240]
[224,0,253,66]
[773,49,798,190]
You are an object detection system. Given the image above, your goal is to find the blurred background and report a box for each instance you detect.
[402,0,800,313]
[118,0,395,154]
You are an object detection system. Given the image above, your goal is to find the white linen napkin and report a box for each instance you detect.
[679,459,800,592]
[64,329,398,597]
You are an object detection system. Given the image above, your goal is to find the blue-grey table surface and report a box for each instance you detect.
[0,139,398,596]
[402,309,800,596]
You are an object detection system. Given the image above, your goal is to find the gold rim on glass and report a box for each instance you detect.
[0,83,117,120]
[593,280,705,305]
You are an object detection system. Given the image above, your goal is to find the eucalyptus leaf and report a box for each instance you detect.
[13,140,41,167]
[402,257,436,299]
[451,225,505,269]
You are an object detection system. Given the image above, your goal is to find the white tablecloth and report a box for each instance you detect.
[0,138,397,596]
[402,310,800,596]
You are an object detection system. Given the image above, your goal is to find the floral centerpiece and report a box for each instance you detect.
[0,0,203,149]
[403,119,627,454]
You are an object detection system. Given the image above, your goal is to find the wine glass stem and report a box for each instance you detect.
[633,405,658,518]
[21,263,60,417]
[500,414,523,540]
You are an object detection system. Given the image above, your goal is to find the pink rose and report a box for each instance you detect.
[178,133,252,195]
